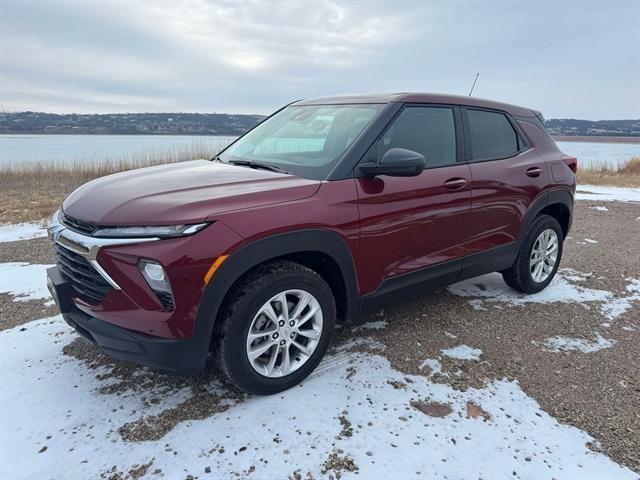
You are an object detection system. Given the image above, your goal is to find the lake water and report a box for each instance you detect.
[0,134,236,166]
[555,141,639,169]
[0,134,638,168]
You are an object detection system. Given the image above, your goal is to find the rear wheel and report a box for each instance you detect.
[502,215,563,293]
[215,261,335,395]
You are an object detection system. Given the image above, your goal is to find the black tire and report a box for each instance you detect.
[502,214,563,294]
[214,260,336,395]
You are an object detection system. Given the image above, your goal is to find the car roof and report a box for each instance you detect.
[293,92,536,117]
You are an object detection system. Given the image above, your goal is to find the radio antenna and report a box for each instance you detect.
[468,73,480,96]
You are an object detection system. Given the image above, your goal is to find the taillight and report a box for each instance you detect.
[562,155,578,174]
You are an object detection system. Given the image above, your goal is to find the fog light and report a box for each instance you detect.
[138,259,174,310]
[144,262,165,282]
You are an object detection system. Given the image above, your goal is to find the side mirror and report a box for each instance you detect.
[359,148,426,177]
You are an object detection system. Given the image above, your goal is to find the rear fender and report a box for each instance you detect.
[519,188,574,244]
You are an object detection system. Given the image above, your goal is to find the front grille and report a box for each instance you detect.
[61,212,97,236]
[54,244,112,304]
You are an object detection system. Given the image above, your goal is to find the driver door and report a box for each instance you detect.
[355,105,472,295]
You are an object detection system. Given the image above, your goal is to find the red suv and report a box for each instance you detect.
[47,93,576,394]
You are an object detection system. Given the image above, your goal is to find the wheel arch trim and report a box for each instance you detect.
[519,188,573,245]
[195,229,359,338]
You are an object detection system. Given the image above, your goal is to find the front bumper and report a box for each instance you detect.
[47,210,243,339]
[47,266,209,373]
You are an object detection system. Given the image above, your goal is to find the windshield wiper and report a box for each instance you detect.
[227,159,291,175]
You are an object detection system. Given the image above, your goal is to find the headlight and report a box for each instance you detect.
[93,223,209,238]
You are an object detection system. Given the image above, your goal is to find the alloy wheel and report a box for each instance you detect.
[530,228,559,283]
[245,289,323,378]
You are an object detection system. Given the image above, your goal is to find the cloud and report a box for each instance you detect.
[1,0,638,118]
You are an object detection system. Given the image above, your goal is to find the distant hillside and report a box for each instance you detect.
[1,112,638,138]
[0,112,265,135]
[544,118,640,137]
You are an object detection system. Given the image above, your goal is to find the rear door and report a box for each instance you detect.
[355,105,472,294]
[462,107,549,258]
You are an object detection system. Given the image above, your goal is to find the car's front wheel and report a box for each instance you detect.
[215,261,335,395]
[502,214,564,293]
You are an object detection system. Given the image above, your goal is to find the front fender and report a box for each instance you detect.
[194,229,359,339]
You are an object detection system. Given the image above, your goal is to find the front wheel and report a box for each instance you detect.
[502,215,564,293]
[215,261,335,395]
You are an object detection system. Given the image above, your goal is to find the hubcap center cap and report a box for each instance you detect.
[281,324,294,338]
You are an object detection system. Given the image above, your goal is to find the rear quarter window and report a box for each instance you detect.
[467,109,520,161]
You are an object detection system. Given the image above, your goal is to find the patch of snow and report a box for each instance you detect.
[441,344,482,361]
[352,320,388,332]
[468,299,486,310]
[420,358,444,376]
[0,222,47,243]
[444,331,457,339]
[541,333,615,353]
[0,262,54,302]
[583,238,598,244]
[448,271,612,307]
[559,268,590,282]
[334,337,386,352]
[589,206,609,212]
[601,278,640,321]
[0,316,634,480]
[626,278,640,294]
[449,271,639,326]
[622,325,636,332]
[576,185,640,203]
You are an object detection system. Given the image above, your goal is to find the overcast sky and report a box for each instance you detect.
[1,1,639,119]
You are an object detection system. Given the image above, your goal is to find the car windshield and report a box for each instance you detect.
[217,104,383,180]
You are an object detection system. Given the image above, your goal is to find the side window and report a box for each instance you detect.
[466,109,520,160]
[377,106,457,168]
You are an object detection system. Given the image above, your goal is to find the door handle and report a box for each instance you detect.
[526,167,543,178]
[443,178,467,190]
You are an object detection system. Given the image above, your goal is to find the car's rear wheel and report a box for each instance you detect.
[502,214,563,293]
[215,261,335,395]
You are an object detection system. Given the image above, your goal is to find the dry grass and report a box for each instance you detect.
[577,157,640,188]
[0,140,230,224]
[1,151,638,225]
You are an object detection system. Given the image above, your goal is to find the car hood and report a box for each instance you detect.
[63,160,321,225]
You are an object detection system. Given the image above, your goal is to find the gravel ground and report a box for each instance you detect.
[2,200,639,473]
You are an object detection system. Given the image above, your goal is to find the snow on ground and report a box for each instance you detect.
[448,270,611,307]
[600,279,640,322]
[0,222,47,243]
[576,185,640,202]
[441,344,482,361]
[589,206,609,212]
[0,182,638,478]
[0,262,54,302]
[352,320,388,331]
[0,317,635,480]
[541,333,616,353]
[448,270,640,325]
[420,358,444,376]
